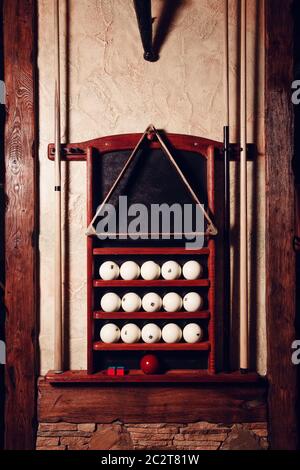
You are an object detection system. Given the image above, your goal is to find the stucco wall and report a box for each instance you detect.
[38,0,265,374]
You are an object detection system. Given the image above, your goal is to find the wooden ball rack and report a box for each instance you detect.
[48,130,223,383]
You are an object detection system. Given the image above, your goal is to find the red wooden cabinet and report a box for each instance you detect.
[84,133,219,381]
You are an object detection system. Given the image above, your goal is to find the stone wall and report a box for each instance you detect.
[36,422,268,451]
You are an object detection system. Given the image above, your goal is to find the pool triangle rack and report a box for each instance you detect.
[86,125,218,238]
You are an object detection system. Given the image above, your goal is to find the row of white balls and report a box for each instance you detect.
[100,323,204,344]
[101,292,204,313]
[99,260,203,281]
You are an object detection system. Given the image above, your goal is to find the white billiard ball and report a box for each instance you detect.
[121,323,141,344]
[120,261,140,280]
[163,292,182,312]
[183,323,204,343]
[142,324,162,344]
[142,293,162,312]
[182,261,203,280]
[141,261,160,281]
[100,323,121,344]
[183,292,204,312]
[161,261,181,280]
[162,323,182,344]
[101,293,121,312]
[99,261,120,281]
[122,293,142,312]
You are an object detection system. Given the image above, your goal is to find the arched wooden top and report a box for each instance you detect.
[48,132,223,161]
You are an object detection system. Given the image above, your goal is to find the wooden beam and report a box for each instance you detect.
[4,0,38,450]
[38,379,267,425]
[0,0,5,451]
[44,370,264,384]
[265,0,299,450]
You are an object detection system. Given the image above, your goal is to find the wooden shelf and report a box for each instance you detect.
[45,369,265,384]
[93,248,210,256]
[93,279,210,288]
[93,341,210,351]
[86,135,218,377]
[93,311,210,320]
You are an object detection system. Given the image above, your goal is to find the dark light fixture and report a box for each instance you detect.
[133,0,159,62]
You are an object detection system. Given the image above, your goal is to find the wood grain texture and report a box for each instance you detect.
[93,279,210,288]
[93,311,210,320]
[0,0,5,451]
[47,139,256,163]
[4,0,38,450]
[265,0,298,450]
[93,342,210,352]
[48,133,223,161]
[207,146,216,373]
[45,370,265,385]
[87,148,95,374]
[38,378,266,424]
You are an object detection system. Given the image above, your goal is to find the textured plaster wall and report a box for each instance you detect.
[38,0,266,374]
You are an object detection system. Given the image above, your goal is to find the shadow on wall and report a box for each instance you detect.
[152,0,191,57]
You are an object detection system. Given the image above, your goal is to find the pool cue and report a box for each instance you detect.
[223,0,231,372]
[54,0,63,374]
[240,0,249,373]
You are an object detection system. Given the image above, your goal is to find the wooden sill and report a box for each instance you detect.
[40,372,267,424]
[45,369,265,385]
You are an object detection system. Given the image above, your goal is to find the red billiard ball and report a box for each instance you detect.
[140,354,160,375]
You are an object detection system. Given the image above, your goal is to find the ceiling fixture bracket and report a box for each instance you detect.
[133,0,159,62]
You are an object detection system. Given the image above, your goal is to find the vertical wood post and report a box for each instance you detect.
[0,0,5,451]
[4,0,38,450]
[265,0,298,450]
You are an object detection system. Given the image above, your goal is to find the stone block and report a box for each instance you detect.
[39,423,77,432]
[36,437,60,447]
[37,446,65,451]
[221,427,263,450]
[60,436,90,450]
[78,423,96,433]
[89,425,133,450]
